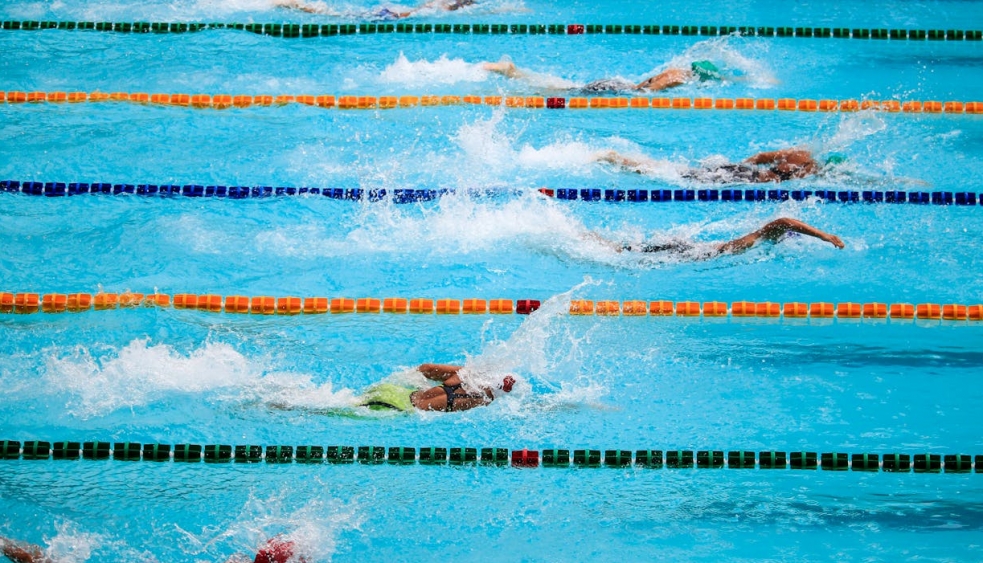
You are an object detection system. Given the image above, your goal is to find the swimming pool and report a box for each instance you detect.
[2,0,983,561]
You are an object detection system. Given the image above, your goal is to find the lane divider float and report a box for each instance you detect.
[1,20,982,41]
[3,181,982,208]
[2,293,981,322]
[3,90,982,115]
[0,440,977,473]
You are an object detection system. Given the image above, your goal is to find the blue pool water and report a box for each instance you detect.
[2,0,983,561]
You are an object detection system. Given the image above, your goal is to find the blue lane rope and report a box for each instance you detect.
[1,21,981,41]
[1,181,980,206]
[0,441,974,473]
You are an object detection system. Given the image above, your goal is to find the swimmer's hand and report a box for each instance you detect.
[823,234,845,249]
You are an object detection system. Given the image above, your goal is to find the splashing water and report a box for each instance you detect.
[40,521,106,563]
[454,278,610,407]
[661,35,779,89]
[43,339,359,418]
[176,489,361,563]
[379,53,491,86]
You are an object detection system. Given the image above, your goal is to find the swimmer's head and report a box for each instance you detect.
[823,153,847,168]
[690,60,721,82]
[255,538,303,563]
[499,375,516,393]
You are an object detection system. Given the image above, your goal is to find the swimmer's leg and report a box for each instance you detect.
[716,217,844,254]
[410,387,449,411]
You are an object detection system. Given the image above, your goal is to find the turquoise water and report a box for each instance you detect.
[2,0,983,561]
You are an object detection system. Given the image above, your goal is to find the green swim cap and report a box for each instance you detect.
[691,60,721,81]
[824,153,847,167]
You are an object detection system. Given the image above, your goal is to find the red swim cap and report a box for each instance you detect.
[500,375,515,393]
[254,538,295,563]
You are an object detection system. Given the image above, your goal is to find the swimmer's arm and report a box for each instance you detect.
[582,231,624,253]
[594,150,656,173]
[418,363,462,381]
[273,0,319,13]
[635,68,691,91]
[482,60,524,79]
[0,537,51,563]
[744,149,812,165]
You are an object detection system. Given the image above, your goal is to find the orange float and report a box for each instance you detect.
[330,298,355,313]
[622,300,647,316]
[383,297,408,313]
[67,293,92,312]
[569,300,594,315]
[225,296,251,313]
[436,299,461,314]
[862,303,887,318]
[462,299,487,314]
[250,296,276,314]
[41,294,68,313]
[489,299,513,314]
[783,302,808,318]
[273,297,299,315]
[649,300,674,316]
[702,301,728,317]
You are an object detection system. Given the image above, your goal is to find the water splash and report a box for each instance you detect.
[455,278,609,407]
[176,488,361,563]
[661,35,779,90]
[42,521,105,563]
[378,53,490,86]
[42,339,359,418]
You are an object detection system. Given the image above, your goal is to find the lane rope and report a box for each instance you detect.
[2,181,981,207]
[3,90,982,115]
[1,21,982,41]
[1,293,980,322]
[0,440,975,473]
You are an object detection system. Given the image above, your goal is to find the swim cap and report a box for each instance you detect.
[690,60,721,81]
[824,153,847,167]
[254,538,297,563]
[499,375,515,393]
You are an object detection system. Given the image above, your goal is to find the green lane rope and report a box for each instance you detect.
[0,21,981,41]
[0,440,975,473]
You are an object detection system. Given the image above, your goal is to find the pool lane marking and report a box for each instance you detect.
[0,293,979,322]
[2,181,981,207]
[0,441,975,473]
[3,91,982,115]
[1,21,982,41]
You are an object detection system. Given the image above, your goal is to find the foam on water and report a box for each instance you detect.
[378,53,491,86]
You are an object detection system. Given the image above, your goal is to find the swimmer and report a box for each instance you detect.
[596,148,840,184]
[483,58,724,93]
[586,217,844,260]
[359,364,515,412]
[0,535,303,563]
[274,0,475,19]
